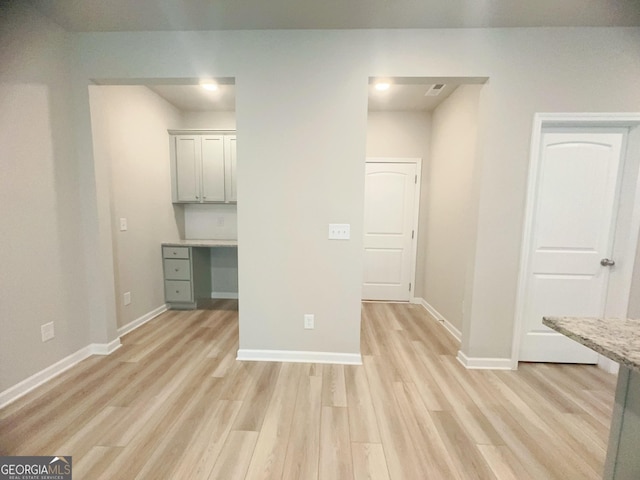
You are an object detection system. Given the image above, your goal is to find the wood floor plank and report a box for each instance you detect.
[319,406,353,480]
[206,430,258,480]
[322,364,348,407]
[345,364,381,443]
[244,362,302,480]
[351,443,390,480]
[282,374,322,480]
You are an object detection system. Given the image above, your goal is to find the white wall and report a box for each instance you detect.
[366,111,431,294]
[182,111,236,130]
[0,5,90,391]
[89,86,184,328]
[420,85,482,332]
[70,27,640,361]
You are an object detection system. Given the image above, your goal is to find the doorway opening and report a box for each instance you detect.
[87,78,239,336]
[362,76,487,343]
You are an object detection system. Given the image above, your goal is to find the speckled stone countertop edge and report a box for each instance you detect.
[543,316,640,372]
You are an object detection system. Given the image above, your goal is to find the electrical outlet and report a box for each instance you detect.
[304,314,315,329]
[124,292,131,306]
[328,224,350,240]
[119,218,128,231]
[41,322,54,342]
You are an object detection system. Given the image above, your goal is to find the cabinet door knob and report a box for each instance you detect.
[175,268,179,272]
[176,290,179,293]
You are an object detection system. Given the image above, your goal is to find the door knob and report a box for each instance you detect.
[600,258,616,267]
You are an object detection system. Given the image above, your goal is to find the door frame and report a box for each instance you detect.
[364,157,422,302]
[511,113,640,370]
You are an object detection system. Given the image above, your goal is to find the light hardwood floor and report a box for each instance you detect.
[0,301,616,479]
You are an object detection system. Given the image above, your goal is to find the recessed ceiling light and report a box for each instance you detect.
[201,82,218,91]
[374,82,391,91]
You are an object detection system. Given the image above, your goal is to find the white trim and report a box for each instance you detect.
[117,304,168,337]
[511,112,640,370]
[366,157,421,164]
[457,351,513,370]
[598,355,620,375]
[0,337,118,409]
[414,297,463,342]
[89,339,122,355]
[211,292,239,300]
[236,349,362,365]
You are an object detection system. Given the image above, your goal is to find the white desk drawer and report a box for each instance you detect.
[162,246,190,259]
[164,259,191,281]
[165,280,192,302]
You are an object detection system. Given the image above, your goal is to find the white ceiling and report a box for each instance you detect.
[147,78,486,112]
[28,0,640,31]
[149,84,236,111]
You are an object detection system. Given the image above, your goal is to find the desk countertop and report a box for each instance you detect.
[543,316,640,373]
[162,239,238,248]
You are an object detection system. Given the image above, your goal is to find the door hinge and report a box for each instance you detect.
[412,230,415,239]
[415,175,418,184]
[409,283,412,292]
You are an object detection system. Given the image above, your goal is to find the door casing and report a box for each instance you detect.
[511,113,640,370]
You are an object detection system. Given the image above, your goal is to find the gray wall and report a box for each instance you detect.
[88,86,184,328]
[0,5,90,391]
[421,85,482,332]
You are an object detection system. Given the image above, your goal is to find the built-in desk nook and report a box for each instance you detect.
[162,240,238,309]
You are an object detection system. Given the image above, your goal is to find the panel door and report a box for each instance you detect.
[519,130,625,363]
[224,135,237,203]
[363,162,417,301]
[175,136,200,202]
[201,135,226,202]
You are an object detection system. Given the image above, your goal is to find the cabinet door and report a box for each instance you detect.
[224,135,237,203]
[175,136,201,202]
[201,135,226,202]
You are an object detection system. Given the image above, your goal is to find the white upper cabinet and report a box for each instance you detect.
[224,135,237,203]
[170,131,236,204]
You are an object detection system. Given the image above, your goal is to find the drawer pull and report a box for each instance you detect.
[176,290,179,293]
[173,252,177,255]
[175,268,179,272]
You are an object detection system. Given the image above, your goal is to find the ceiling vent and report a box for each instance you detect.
[425,84,446,96]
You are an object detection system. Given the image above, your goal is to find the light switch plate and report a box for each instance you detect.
[41,322,54,342]
[124,292,131,306]
[328,224,350,240]
[119,218,128,231]
[304,314,315,329]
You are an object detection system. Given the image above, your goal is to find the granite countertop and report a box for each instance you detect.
[543,316,640,372]
[162,239,238,247]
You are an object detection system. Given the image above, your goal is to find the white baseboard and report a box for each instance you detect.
[89,338,122,355]
[414,297,462,342]
[598,354,620,375]
[457,351,513,370]
[0,338,119,409]
[236,349,362,365]
[117,304,168,337]
[211,292,239,300]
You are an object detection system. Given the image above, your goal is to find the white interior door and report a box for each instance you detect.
[363,162,417,301]
[519,129,626,363]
